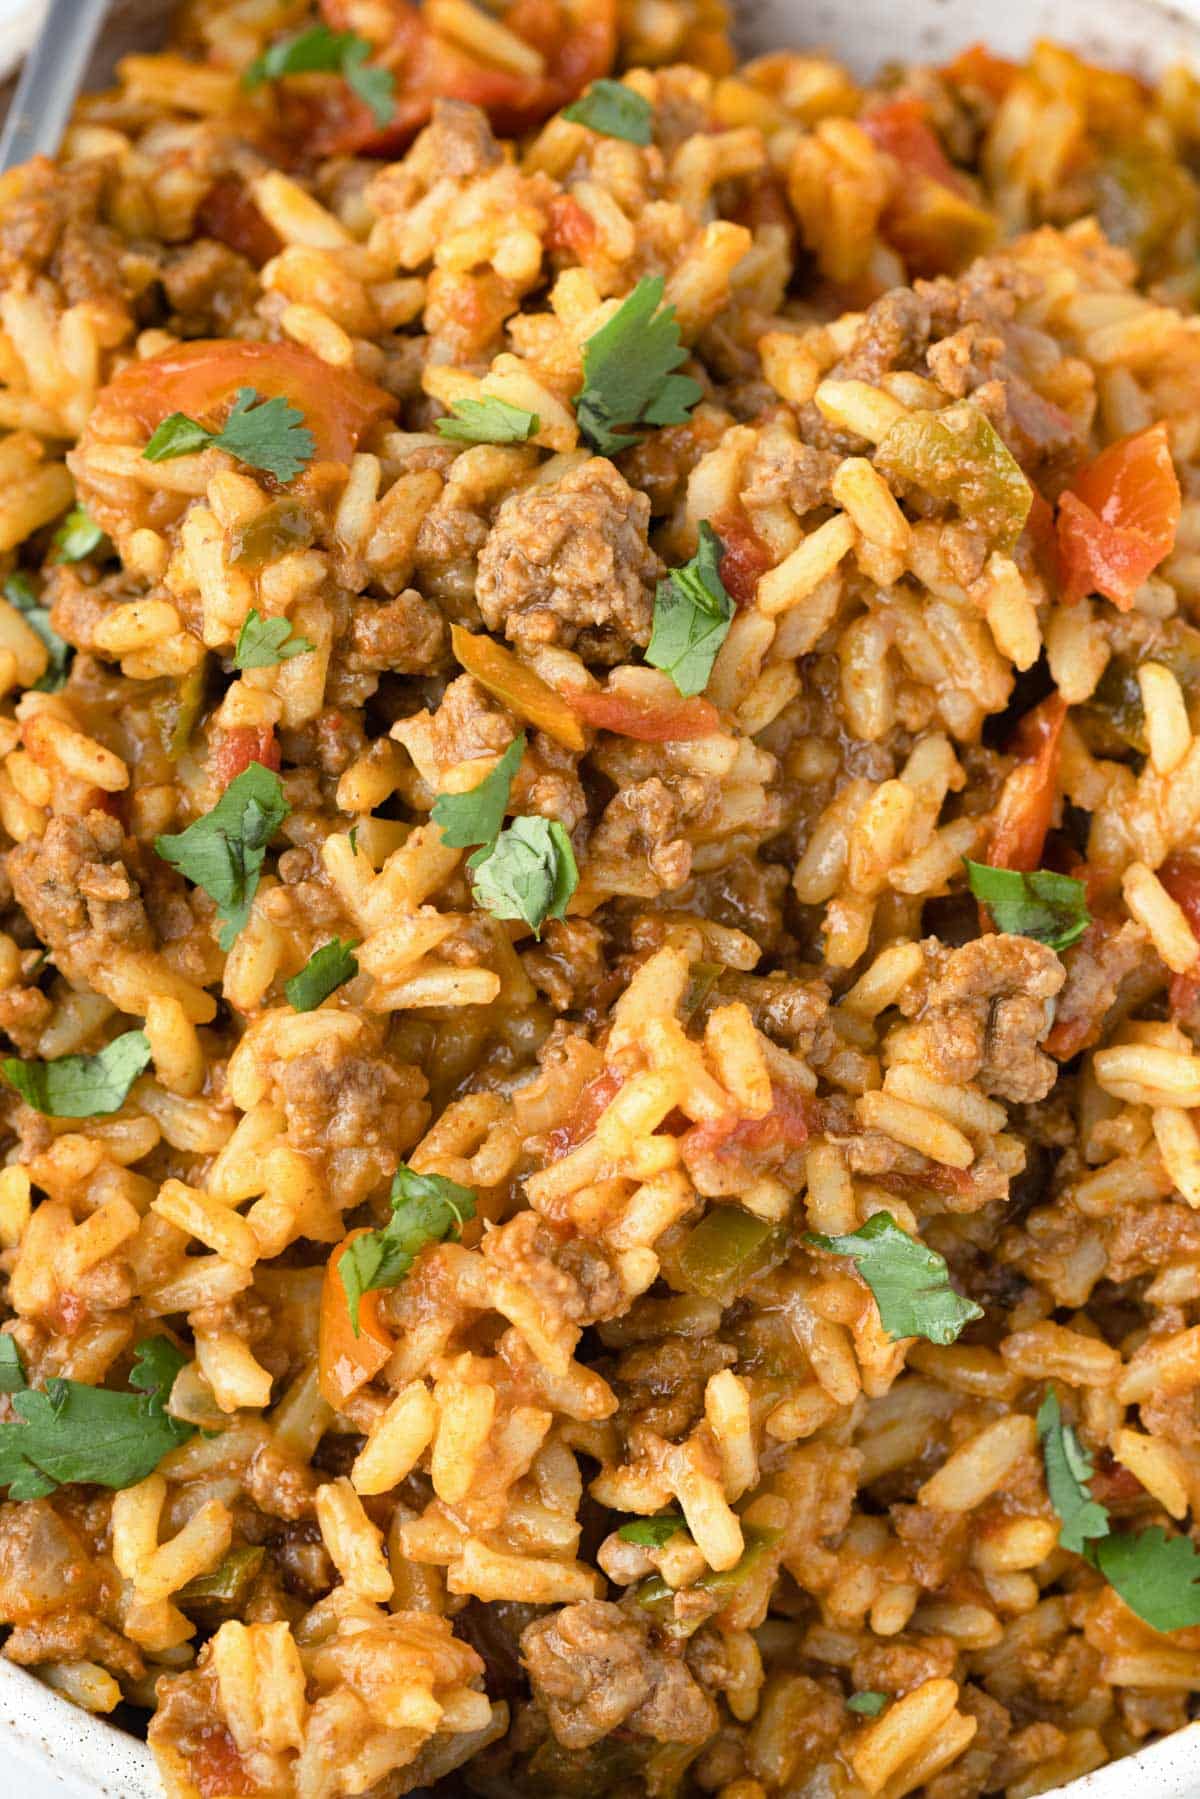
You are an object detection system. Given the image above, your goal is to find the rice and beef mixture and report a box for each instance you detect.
[4,5,1200,1796]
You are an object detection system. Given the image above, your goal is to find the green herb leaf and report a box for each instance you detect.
[143,387,314,483]
[847,1692,889,1718]
[243,24,394,126]
[155,761,290,951]
[469,815,578,936]
[53,507,108,565]
[285,937,359,1012]
[2,1030,151,1119]
[964,860,1090,953]
[0,1336,26,1394]
[647,521,733,697]
[342,38,396,127]
[436,397,540,446]
[0,1337,194,1499]
[4,572,71,692]
[806,1211,984,1345]
[233,609,315,671]
[618,1512,686,1547]
[1038,1388,1110,1555]
[574,276,702,455]
[339,1165,477,1333]
[432,733,525,850]
[563,79,654,145]
[1091,1527,1200,1633]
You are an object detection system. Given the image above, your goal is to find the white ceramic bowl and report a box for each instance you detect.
[4,1,1200,1794]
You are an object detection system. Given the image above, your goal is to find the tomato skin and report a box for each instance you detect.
[564,687,720,742]
[942,43,1020,101]
[1157,857,1200,1018]
[861,98,965,192]
[546,194,598,259]
[684,1082,815,1161]
[101,339,395,467]
[310,0,616,156]
[987,693,1068,874]
[1056,421,1181,609]
[211,727,280,791]
[318,1229,394,1411]
[195,176,283,267]
[712,503,772,610]
[546,1066,623,1161]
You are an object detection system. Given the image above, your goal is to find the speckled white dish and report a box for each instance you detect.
[3,1,1200,1794]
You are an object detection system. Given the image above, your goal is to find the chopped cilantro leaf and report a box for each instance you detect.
[432,734,525,850]
[2,1030,151,1118]
[233,609,315,670]
[1091,1527,1200,1633]
[285,937,359,1012]
[53,507,108,565]
[155,761,290,951]
[339,1165,476,1333]
[1038,1387,1110,1555]
[0,1337,194,1499]
[469,815,578,936]
[143,387,314,483]
[563,80,654,145]
[436,397,540,446]
[964,861,1090,953]
[574,276,703,454]
[806,1211,983,1345]
[243,24,394,126]
[647,521,733,697]
[847,1692,889,1717]
[0,1336,26,1394]
[4,572,71,692]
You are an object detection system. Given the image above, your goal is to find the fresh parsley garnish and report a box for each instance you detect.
[0,1336,26,1394]
[563,79,654,145]
[1037,1388,1109,1555]
[847,1692,889,1718]
[2,1030,151,1118]
[339,1165,476,1333]
[647,522,733,697]
[806,1212,984,1345]
[965,861,1090,953]
[155,761,290,951]
[470,816,578,937]
[0,1337,194,1499]
[574,275,703,454]
[1091,1527,1200,1633]
[618,1512,685,1547]
[53,506,108,565]
[436,397,540,446]
[233,609,315,670]
[432,734,525,850]
[243,23,395,126]
[4,572,71,691]
[143,387,315,483]
[285,937,359,1012]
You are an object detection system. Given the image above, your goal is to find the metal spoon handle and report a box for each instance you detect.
[0,0,111,173]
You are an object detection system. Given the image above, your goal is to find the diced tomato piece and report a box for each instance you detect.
[318,1229,394,1411]
[546,193,598,258]
[942,43,1020,102]
[1024,488,1061,586]
[546,1066,623,1161]
[101,339,395,468]
[193,1725,257,1799]
[564,686,720,742]
[861,98,965,193]
[685,1081,816,1161]
[195,176,283,267]
[308,0,616,156]
[210,727,280,791]
[987,693,1068,873]
[1056,421,1181,609]
[712,502,772,610]
[1158,857,1200,1018]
